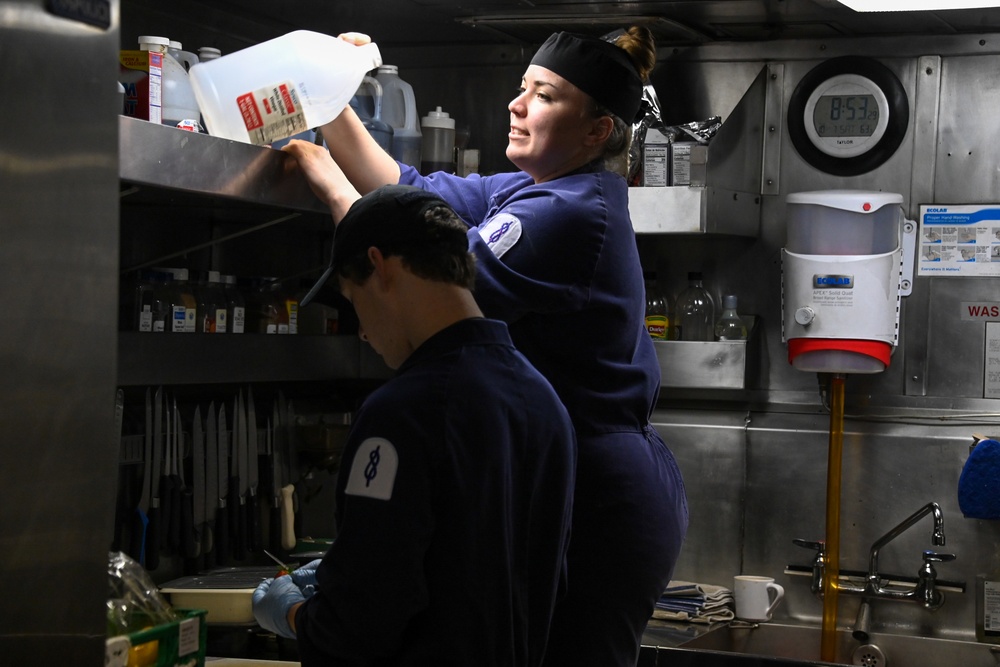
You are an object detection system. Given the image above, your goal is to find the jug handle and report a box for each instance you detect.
[402,83,419,132]
[176,50,199,72]
[359,76,385,121]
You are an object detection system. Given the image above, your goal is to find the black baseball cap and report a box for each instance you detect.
[299,184,457,307]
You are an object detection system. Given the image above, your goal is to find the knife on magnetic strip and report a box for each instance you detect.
[146,387,163,570]
[216,403,230,566]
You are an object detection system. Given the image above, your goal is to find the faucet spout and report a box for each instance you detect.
[867,502,945,592]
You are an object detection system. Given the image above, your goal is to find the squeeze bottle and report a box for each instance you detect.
[420,106,456,175]
[189,30,382,145]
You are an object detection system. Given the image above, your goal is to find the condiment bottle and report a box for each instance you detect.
[196,270,228,333]
[222,274,246,334]
[643,272,671,341]
[420,106,456,174]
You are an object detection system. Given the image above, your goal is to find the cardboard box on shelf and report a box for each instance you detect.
[120,50,162,123]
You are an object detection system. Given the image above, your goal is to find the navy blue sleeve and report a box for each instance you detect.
[295,398,435,665]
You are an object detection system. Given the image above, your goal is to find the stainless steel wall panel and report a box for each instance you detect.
[0,1,120,664]
[651,410,748,585]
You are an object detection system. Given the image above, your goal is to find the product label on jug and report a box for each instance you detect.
[237,81,309,146]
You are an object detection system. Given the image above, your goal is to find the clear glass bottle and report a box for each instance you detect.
[674,272,716,341]
[715,294,748,341]
[222,274,246,334]
[643,272,671,341]
[196,270,228,333]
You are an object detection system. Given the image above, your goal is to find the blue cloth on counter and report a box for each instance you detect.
[958,438,1000,520]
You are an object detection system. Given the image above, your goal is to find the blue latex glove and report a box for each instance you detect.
[253,575,306,639]
[290,558,322,597]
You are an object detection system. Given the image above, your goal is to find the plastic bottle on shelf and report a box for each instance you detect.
[222,275,245,334]
[674,272,716,342]
[139,36,200,129]
[188,30,382,145]
[160,268,197,333]
[197,46,221,63]
[714,294,748,341]
[420,106,456,174]
[643,272,671,341]
[134,269,171,333]
[375,64,422,168]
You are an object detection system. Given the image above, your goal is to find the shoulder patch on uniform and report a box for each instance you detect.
[479,213,522,258]
[345,437,398,500]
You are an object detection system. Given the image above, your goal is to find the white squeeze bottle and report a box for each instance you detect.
[189,30,382,145]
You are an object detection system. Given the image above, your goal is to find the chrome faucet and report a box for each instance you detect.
[792,501,956,611]
[865,501,952,608]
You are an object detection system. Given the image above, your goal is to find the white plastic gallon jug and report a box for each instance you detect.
[375,65,422,167]
[165,41,201,129]
[189,30,382,145]
[139,36,201,128]
[352,77,394,154]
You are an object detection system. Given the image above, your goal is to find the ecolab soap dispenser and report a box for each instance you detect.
[781,190,905,374]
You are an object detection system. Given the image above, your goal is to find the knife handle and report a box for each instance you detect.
[281,484,296,551]
[248,491,260,553]
[130,508,149,565]
[181,489,197,559]
[215,505,229,566]
[146,505,160,571]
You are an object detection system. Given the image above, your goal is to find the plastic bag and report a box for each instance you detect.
[107,550,177,637]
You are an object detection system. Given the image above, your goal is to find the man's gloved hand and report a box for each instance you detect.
[253,575,306,639]
[290,558,322,597]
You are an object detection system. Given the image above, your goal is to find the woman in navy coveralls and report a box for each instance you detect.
[283,26,689,667]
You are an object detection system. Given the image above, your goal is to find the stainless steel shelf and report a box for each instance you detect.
[119,116,328,214]
[117,332,390,386]
[654,316,759,390]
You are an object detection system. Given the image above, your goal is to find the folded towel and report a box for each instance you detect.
[959,438,1000,520]
[653,580,735,624]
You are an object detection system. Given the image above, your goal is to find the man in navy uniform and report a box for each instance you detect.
[253,184,577,667]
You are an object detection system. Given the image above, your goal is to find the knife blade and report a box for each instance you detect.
[247,386,260,553]
[216,403,230,566]
[166,396,181,553]
[129,388,153,565]
[204,401,217,559]
[190,404,205,559]
[232,392,247,561]
[269,404,283,554]
[147,387,163,570]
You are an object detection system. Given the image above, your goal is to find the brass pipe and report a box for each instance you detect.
[821,374,846,661]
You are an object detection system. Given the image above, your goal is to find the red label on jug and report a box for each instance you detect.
[238,92,263,131]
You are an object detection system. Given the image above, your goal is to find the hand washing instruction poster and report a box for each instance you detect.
[918,204,1000,276]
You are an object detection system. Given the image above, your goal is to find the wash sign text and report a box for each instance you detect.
[961,302,1000,321]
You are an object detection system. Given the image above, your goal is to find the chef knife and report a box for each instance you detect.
[231,392,247,561]
[203,401,217,560]
[129,388,153,565]
[278,391,297,551]
[166,396,181,553]
[247,386,260,553]
[189,404,205,559]
[216,403,230,566]
[147,387,163,570]
[269,404,283,554]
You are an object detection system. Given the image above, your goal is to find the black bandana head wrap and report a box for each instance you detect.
[529,31,643,123]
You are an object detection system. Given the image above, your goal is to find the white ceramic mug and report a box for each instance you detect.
[734,575,785,621]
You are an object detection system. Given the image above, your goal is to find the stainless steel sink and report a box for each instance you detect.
[670,622,1000,666]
